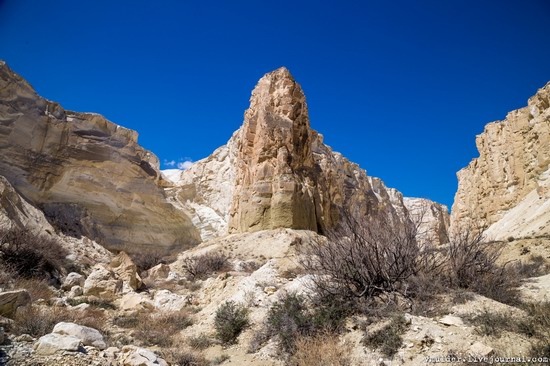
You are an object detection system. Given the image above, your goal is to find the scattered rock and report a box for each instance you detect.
[0,289,31,318]
[68,285,84,298]
[83,264,123,298]
[62,272,85,290]
[34,333,82,355]
[52,322,107,349]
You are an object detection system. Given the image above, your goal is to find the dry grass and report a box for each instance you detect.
[161,348,209,366]
[113,310,193,347]
[187,333,213,350]
[289,333,352,366]
[363,314,409,358]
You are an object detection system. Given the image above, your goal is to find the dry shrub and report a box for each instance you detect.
[129,249,177,276]
[0,227,69,282]
[118,310,193,347]
[301,214,420,301]
[289,333,351,366]
[161,348,208,366]
[214,301,249,344]
[187,333,213,350]
[13,305,108,339]
[14,277,55,302]
[363,314,409,358]
[182,252,230,280]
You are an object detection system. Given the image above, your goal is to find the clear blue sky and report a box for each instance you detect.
[1,1,549,208]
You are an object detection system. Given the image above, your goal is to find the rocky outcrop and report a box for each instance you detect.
[404,198,450,246]
[451,82,550,239]
[170,68,438,239]
[0,61,200,252]
[52,322,106,349]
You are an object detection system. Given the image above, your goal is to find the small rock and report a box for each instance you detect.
[68,285,84,298]
[470,341,494,357]
[83,264,123,298]
[153,289,189,311]
[62,272,85,290]
[73,303,91,311]
[439,315,464,327]
[263,286,277,295]
[119,292,154,311]
[52,322,107,349]
[34,333,82,355]
[110,251,143,291]
[123,347,168,366]
[146,264,170,281]
[15,334,34,342]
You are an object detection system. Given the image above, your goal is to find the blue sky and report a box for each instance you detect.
[1,1,549,208]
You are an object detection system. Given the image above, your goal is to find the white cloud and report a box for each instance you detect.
[177,160,194,170]
[164,160,176,167]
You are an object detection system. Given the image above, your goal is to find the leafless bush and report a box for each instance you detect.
[129,249,178,276]
[0,227,69,282]
[182,252,230,280]
[161,348,209,366]
[300,212,422,301]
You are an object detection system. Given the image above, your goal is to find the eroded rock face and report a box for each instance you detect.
[171,67,442,239]
[404,198,450,246]
[451,82,550,239]
[0,61,200,252]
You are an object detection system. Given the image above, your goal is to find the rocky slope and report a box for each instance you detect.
[451,82,550,240]
[0,61,200,252]
[168,67,448,242]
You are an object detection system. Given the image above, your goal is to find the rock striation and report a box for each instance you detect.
[451,82,550,239]
[404,197,450,246]
[0,61,200,252]
[169,67,449,240]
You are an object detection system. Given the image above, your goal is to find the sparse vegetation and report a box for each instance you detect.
[182,252,231,280]
[161,348,209,366]
[214,301,249,344]
[187,333,213,350]
[289,333,351,366]
[0,226,69,283]
[363,314,409,358]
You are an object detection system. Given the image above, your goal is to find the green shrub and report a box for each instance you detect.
[363,314,409,358]
[214,301,249,344]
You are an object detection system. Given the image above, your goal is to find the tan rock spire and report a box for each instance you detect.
[228,67,319,232]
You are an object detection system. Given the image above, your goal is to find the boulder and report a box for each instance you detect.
[438,315,464,327]
[110,251,143,290]
[123,346,168,366]
[146,263,170,281]
[34,333,82,355]
[52,322,106,349]
[0,289,31,318]
[83,264,123,298]
[68,285,84,299]
[119,292,154,311]
[153,290,189,311]
[62,272,85,290]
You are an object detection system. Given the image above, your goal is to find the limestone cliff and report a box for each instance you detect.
[404,197,450,246]
[451,82,550,239]
[0,61,201,252]
[170,67,449,241]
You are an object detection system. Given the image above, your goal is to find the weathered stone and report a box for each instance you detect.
[469,341,494,357]
[34,333,82,355]
[83,264,123,298]
[404,198,450,246]
[62,272,85,290]
[0,62,200,253]
[145,263,170,281]
[68,285,84,299]
[123,346,168,366]
[438,315,464,327]
[110,251,142,290]
[452,82,550,240]
[152,289,189,311]
[119,292,154,311]
[52,322,106,349]
[0,289,31,318]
